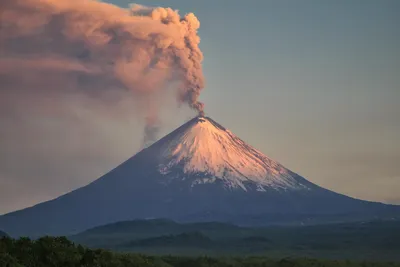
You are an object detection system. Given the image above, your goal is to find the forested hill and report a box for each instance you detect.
[70,219,400,261]
[1,236,399,267]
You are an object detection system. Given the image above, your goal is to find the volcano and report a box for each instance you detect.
[0,116,399,237]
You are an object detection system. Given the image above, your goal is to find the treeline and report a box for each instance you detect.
[1,236,399,267]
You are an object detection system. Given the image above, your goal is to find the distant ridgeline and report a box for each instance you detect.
[0,230,7,237]
[68,219,400,261]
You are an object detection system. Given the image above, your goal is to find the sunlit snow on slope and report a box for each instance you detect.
[156,117,309,191]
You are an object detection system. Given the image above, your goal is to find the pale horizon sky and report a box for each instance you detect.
[0,0,399,214]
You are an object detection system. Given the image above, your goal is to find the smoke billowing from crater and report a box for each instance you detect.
[0,0,205,144]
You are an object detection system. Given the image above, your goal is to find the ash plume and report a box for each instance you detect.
[0,0,205,144]
[143,123,159,149]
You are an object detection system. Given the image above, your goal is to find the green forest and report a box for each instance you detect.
[1,236,399,267]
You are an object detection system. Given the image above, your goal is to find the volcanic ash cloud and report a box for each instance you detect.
[0,0,205,128]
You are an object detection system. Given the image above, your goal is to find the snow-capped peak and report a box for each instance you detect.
[149,116,309,191]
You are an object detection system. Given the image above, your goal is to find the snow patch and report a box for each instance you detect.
[155,117,309,191]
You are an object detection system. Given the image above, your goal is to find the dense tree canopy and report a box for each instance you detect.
[0,236,399,267]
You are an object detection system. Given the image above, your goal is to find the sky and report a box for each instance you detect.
[0,0,399,214]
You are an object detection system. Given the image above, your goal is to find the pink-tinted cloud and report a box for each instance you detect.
[0,0,205,123]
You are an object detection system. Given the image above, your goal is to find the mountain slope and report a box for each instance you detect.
[0,116,399,237]
[0,230,7,237]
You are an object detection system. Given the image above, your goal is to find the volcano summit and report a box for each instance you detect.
[0,116,398,237]
[148,116,309,191]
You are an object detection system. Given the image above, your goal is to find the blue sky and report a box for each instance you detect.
[119,0,400,203]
